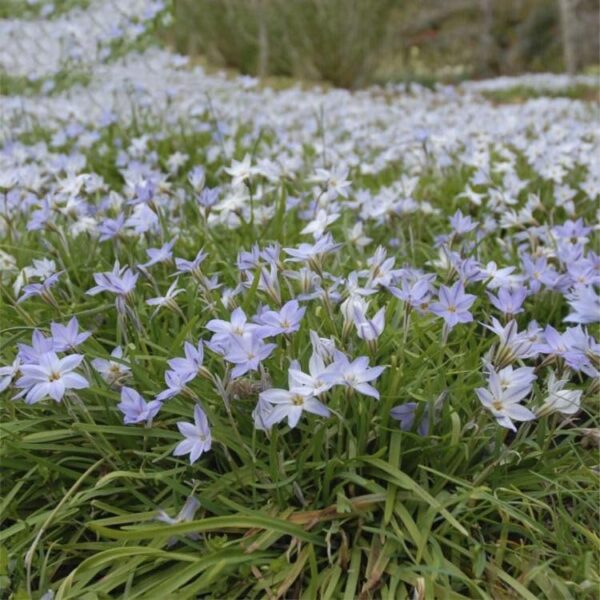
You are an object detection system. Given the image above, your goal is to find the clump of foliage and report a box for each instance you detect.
[170,0,395,88]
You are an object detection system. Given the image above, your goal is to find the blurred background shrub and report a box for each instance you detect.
[167,0,600,88]
[169,0,395,87]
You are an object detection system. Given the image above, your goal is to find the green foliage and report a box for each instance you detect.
[0,0,91,20]
[0,68,92,97]
[168,0,600,85]
[482,84,600,104]
[275,0,394,88]
[173,0,265,77]
[170,0,395,88]
[515,1,562,72]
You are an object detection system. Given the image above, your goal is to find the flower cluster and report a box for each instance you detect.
[0,0,598,472]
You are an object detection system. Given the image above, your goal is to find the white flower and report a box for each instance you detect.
[476,366,536,431]
[354,306,385,342]
[70,216,98,237]
[224,154,254,186]
[481,261,516,290]
[156,495,200,525]
[347,222,372,247]
[13,257,59,296]
[15,352,89,404]
[259,386,330,429]
[91,347,131,386]
[288,355,333,397]
[301,209,339,238]
[167,151,189,173]
[0,251,17,283]
[0,357,21,392]
[312,166,352,200]
[537,371,582,417]
[340,295,370,326]
[27,258,57,279]
[146,280,185,315]
[0,172,18,189]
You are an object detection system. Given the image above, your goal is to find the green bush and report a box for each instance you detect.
[171,0,395,88]
[276,0,395,88]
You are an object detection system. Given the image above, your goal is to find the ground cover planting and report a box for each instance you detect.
[0,1,599,598]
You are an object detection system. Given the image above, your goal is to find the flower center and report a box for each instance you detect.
[292,394,304,406]
[49,371,61,381]
[447,304,457,313]
[492,400,504,411]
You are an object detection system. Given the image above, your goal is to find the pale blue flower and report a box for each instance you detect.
[173,405,212,464]
[118,387,162,424]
